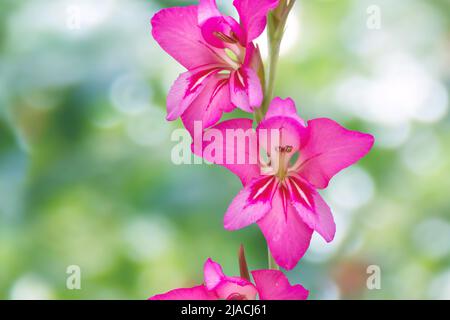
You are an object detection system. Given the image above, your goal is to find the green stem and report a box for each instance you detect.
[264,40,281,114]
[261,0,296,115]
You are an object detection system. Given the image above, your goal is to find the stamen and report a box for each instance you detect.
[276,145,293,153]
[213,31,238,44]
[274,144,293,181]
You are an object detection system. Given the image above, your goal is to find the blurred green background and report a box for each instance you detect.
[0,0,449,299]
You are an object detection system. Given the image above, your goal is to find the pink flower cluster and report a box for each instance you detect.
[149,0,374,300]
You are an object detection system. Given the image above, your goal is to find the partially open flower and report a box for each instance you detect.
[151,0,279,134]
[149,258,308,300]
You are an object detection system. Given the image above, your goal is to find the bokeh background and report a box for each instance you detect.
[0,0,449,299]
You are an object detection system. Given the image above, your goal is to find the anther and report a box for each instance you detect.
[213,31,238,44]
[276,145,293,153]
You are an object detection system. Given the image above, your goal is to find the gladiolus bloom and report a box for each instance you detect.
[197,97,375,269]
[151,0,279,134]
[149,258,308,300]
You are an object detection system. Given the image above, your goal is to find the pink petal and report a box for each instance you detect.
[256,98,307,166]
[149,285,217,300]
[233,0,279,43]
[256,114,308,164]
[151,6,223,69]
[203,258,257,300]
[245,66,264,108]
[298,118,375,189]
[214,278,258,300]
[288,176,336,242]
[201,17,231,49]
[257,190,313,270]
[265,97,305,125]
[166,66,218,121]
[245,43,263,72]
[181,73,232,135]
[200,15,245,49]
[224,175,277,230]
[194,118,261,185]
[251,270,309,300]
[230,67,263,112]
[204,258,226,290]
[198,0,222,25]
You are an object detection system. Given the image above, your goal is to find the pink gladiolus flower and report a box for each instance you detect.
[197,98,375,270]
[151,0,279,134]
[149,258,308,300]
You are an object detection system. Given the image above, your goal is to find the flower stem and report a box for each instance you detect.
[261,0,296,115]
[263,32,281,115]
